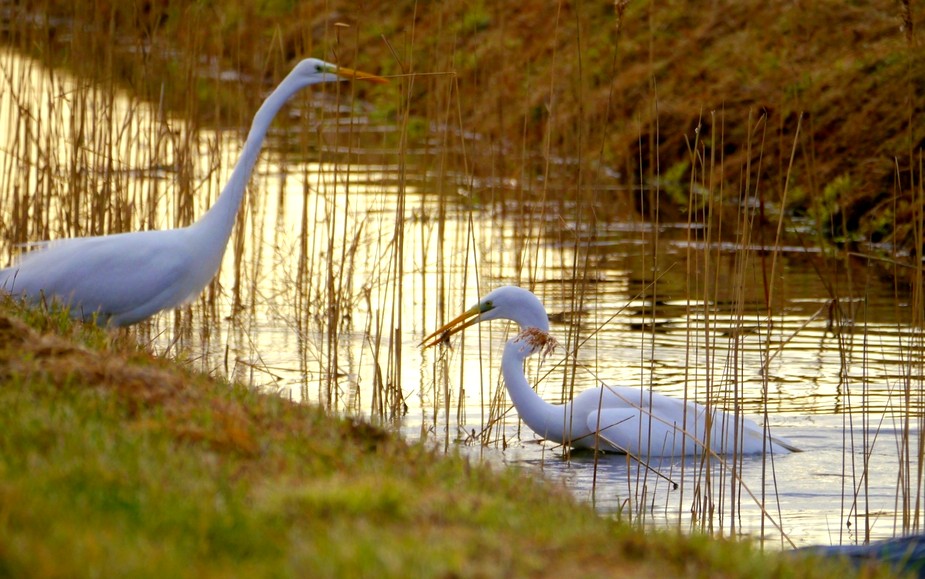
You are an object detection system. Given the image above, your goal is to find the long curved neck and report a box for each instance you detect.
[189,74,306,258]
[503,287,550,332]
[501,342,564,442]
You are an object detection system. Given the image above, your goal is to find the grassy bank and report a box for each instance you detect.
[0,301,894,577]
[10,1,923,255]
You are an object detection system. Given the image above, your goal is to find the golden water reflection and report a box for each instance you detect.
[2,49,923,548]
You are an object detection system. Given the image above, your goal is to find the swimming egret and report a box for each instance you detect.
[0,58,387,326]
[422,285,798,457]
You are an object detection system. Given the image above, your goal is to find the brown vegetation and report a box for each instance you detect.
[10,1,922,255]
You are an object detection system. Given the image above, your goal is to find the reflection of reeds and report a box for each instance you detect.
[0,43,214,351]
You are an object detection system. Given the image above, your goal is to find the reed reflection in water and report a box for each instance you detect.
[1,49,924,548]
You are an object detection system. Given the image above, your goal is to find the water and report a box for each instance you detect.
[1,48,923,549]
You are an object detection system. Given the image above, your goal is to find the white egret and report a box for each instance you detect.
[0,58,387,326]
[422,285,798,457]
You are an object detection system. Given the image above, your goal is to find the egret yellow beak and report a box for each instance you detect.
[420,304,484,349]
[331,65,389,84]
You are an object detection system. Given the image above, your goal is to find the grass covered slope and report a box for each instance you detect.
[0,304,888,578]
[12,1,922,253]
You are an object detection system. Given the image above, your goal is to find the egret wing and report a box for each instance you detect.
[591,405,701,457]
[2,228,199,324]
[586,407,637,453]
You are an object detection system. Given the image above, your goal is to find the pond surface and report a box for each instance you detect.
[2,48,923,549]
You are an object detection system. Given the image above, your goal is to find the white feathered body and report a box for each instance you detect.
[0,58,383,326]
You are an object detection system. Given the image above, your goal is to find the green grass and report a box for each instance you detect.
[0,301,899,577]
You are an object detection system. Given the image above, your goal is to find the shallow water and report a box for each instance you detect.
[1,48,923,548]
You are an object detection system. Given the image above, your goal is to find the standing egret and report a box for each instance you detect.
[0,58,387,326]
[421,285,798,457]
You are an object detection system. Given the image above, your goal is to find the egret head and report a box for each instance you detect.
[420,286,550,348]
[290,58,388,87]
